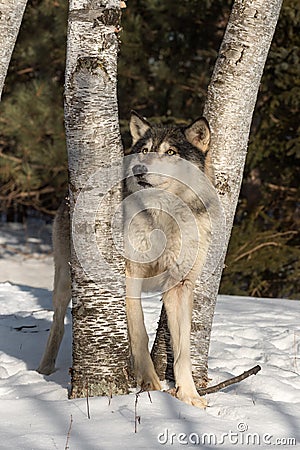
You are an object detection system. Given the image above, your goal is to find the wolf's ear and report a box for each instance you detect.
[130,111,151,144]
[184,118,210,153]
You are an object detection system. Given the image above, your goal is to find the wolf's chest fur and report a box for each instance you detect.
[126,195,210,286]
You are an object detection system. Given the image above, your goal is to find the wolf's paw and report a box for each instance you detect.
[141,378,162,392]
[175,386,207,409]
[190,395,207,408]
[137,368,162,391]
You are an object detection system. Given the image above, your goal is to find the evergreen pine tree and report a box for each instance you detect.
[0,0,68,214]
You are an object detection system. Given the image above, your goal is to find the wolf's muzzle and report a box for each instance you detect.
[132,164,148,176]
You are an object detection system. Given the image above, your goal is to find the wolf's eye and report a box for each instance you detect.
[141,147,149,154]
[166,149,176,156]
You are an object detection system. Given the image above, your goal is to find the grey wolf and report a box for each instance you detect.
[37,111,215,408]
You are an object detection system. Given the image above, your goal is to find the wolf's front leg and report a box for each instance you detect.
[126,277,161,391]
[163,280,207,408]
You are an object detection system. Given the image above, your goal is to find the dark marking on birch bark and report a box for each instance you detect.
[220,43,249,66]
[93,7,121,28]
[235,44,249,65]
[76,56,109,77]
[69,8,105,23]
[215,173,231,195]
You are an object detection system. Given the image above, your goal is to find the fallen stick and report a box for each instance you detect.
[198,365,261,396]
[134,388,152,433]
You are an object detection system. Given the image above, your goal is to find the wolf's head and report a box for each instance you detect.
[125,111,213,195]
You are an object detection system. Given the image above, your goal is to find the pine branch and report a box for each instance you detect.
[0,150,22,163]
[0,186,55,201]
[267,183,297,193]
[233,242,281,263]
[198,365,261,396]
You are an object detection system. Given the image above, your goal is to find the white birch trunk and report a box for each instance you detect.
[64,0,131,397]
[0,0,27,99]
[190,0,283,388]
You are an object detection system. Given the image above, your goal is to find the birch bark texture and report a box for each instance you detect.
[190,0,283,388]
[0,0,27,99]
[64,0,130,398]
[151,0,283,388]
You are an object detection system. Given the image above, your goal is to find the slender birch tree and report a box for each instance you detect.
[152,0,283,388]
[64,0,131,397]
[0,0,27,99]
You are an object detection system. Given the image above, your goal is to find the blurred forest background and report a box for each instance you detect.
[0,0,299,298]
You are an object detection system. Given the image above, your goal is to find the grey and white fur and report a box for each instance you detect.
[38,111,215,408]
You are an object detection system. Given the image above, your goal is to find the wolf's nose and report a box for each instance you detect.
[132,164,148,176]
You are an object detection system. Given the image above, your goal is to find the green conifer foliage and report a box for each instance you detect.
[0,0,68,214]
[220,0,300,298]
[118,0,232,120]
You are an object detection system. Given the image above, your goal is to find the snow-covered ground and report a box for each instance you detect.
[0,220,299,449]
